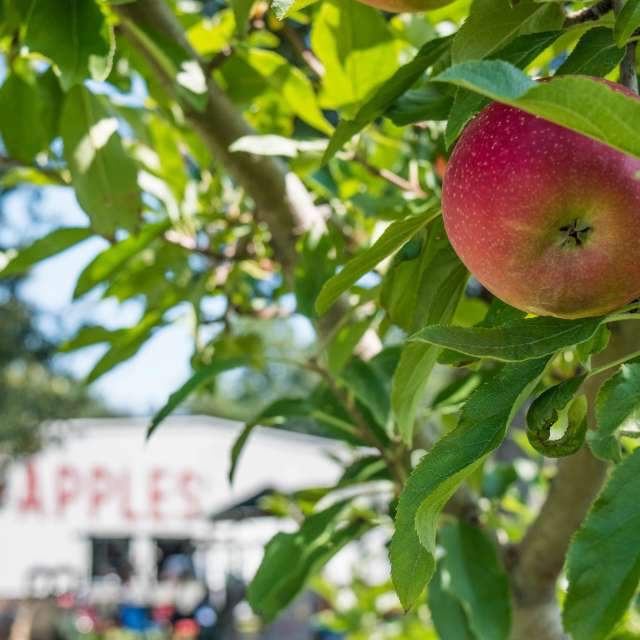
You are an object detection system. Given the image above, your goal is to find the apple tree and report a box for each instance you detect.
[2,0,640,637]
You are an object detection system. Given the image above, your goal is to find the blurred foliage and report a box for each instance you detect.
[1,0,640,637]
[0,283,110,456]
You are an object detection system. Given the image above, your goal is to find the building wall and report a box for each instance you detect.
[0,416,343,599]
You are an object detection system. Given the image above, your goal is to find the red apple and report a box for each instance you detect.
[442,78,640,319]
[355,0,454,12]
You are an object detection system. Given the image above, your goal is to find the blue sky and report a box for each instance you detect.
[4,185,195,415]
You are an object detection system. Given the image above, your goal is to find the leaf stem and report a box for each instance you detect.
[587,348,640,378]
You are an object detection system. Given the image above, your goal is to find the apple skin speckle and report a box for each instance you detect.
[442,78,640,319]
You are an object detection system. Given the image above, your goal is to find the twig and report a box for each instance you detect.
[163,230,255,263]
[202,46,234,74]
[307,357,409,491]
[563,0,613,27]
[352,153,428,197]
[280,23,325,79]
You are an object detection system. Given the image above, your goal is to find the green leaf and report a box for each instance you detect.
[446,90,489,150]
[327,318,373,375]
[386,82,453,126]
[271,0,319,20]
[22,0,114,90]
[149,357,249,438]
[0,72,50,162]
[435,523,511,640]
[60,324,117,352]
[242,49,332,135]
[341,358,390,431]
[451,0,563,64]
[614,0,640,46]
[390,357,549,609]
[411,316,605,362]
[130,20,208,111]
[229,397,314,483]
[564,448,640,640]
[311,0,400,113]
[315,209,439,315]
[231,0,255,35]
[437,299,527,367]
[339,455,388,484]
[556,27,624,77]
[248,501,370,621]
[85,310,164,383]
[61,86,142,235]
[322,36,451,162]
[73,222,169,298]
[431,373,482,413]
[0,227,92,277]
[429,565,477,640]
[445,30,563,148]
[526,375,588,457]
[381,219,466,334]
[576,324,611,365]
[589,363,640,462]
[294,231,340,319]
[384,219,468,443]
[434,62,640,161]
[229,389,369,483]
[481,462,518,500]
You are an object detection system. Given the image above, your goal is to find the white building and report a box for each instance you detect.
[0,416,346,603]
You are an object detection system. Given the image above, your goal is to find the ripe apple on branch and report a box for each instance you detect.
[443,78,640,319]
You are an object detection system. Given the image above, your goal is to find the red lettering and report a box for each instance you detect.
[56,466,80,515]
[118,471,137,522]
[89,466,113,516]
[18,460,43,514]
[149,468,165,521]
[178,471,202,519]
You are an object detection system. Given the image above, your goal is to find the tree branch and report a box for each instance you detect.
[307,357,409,491]
[114,0,326,279]
[509,322,640,640]
[279,23,325,79]
[352,153,428,197]
[563,0,613,27]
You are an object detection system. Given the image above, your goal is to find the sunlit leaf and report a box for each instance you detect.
[589,363,640,462]
[564,449,640,640]
[390,357,548,608]
[0,227,93,277]
[22,0,114,89]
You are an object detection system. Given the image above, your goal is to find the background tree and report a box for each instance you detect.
[0,189,108,459]
[1,0,640,639]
